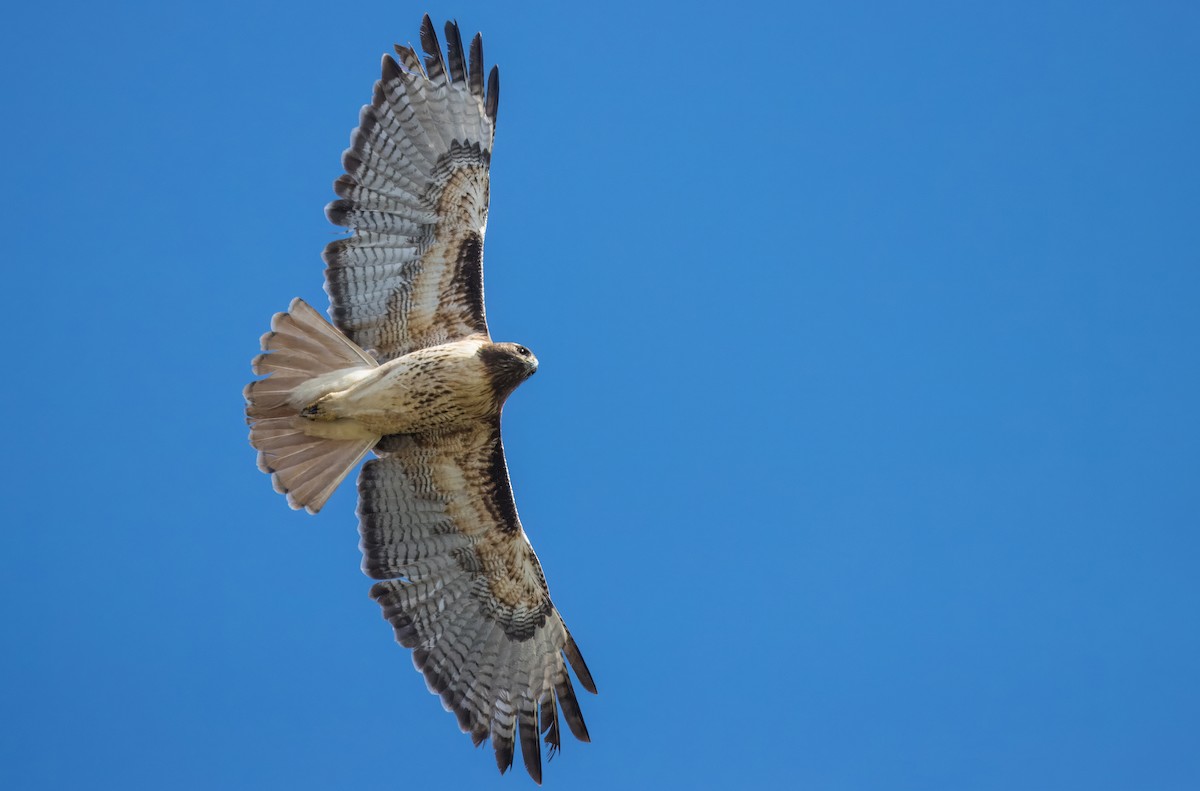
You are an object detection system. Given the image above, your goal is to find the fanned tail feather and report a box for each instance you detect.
[245,298,380,513]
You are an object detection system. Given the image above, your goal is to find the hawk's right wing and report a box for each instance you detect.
[323,15,499,362]
[359,419,596,783]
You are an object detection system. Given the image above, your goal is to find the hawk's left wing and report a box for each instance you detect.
[360,419,596,782]
[323,15,499,362]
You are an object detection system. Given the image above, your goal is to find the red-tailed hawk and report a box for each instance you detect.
[244,16,595,783]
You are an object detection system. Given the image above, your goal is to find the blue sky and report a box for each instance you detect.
[3,1,1198,788]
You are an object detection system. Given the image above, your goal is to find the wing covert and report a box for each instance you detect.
[324,16,500,361]
[358,419,596,783]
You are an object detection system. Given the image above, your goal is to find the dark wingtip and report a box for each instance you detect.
[520,710,543,783]
[322,236,348,267]
[486,64,500,124]
[468,32,484,97]
[444,19,467,84]
[341,149,362,174]
[381,53,401,82]
[564,631,597,694]
[555,674,591,743]
[325,198,357,227]
[494,736,515,775]
[419,14,446,81]
[539,692,561,760]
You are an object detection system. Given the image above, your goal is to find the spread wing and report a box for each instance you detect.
[360,419,596,782]
[323,15,499,362]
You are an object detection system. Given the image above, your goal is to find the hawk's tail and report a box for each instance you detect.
[244,298,380,514]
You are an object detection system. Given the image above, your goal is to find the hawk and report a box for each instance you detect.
[244,16,595,783]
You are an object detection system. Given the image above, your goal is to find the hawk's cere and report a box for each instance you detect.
[244,16,595,783]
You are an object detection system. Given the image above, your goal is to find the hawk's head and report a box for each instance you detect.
[479,342,538,405]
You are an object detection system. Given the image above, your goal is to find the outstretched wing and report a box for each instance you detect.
[324,15,499,362]
[359,420,596,783]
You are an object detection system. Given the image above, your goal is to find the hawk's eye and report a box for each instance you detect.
[517,346,530,357]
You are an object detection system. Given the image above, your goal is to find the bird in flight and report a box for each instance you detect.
[244,15,595,783]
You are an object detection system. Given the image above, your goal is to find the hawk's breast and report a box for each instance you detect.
[328,338,497,435]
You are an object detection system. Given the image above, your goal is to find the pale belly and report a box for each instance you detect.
[303,339,496,437]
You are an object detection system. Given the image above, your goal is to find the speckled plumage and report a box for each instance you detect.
[243,16,595,784]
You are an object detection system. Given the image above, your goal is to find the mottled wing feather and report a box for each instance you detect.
[324,15,498,361]
[359,419,595,782]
